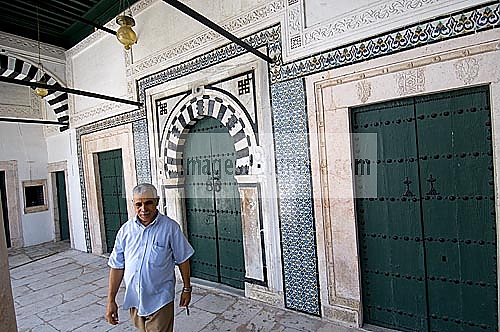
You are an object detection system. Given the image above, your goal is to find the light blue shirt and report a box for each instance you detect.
[108,212,194,316]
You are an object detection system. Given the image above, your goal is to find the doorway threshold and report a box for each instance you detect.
[191,277,245,298]
[360,324,404,332]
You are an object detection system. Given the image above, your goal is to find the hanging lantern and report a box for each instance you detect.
[116,15,137,50]
[35,5,49,98]
[34,78,48,98]
[35,88,48,97]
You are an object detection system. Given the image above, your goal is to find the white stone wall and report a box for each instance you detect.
[70,36,129,114]
[46,131,87,251]
[306,27,500,326]
[66,0,495,127]
[65,154,87,251]
[0,123,52,246]
[66,0,284,128]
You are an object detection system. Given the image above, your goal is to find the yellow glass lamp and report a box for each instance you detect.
[116,15,137,50]
[34,78,48,98]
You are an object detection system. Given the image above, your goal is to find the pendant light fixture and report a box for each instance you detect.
[116,0,137,50]
[34,6,48,98]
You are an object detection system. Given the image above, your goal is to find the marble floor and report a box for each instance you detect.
[8,241,367,332]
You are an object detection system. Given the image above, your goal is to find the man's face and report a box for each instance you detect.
[133,190,159,225]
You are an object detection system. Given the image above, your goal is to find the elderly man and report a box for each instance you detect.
[105,183,194,332]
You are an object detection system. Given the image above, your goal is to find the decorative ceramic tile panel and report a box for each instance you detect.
[133,119,152,184]
[77,109,145,136]
[75,132,91,252]
[271,78,320,315]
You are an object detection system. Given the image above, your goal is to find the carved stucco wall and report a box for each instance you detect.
[0,30,66,82]
[285,0,490,61]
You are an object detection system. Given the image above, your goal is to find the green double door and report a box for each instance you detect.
[97,149,128,253]
[184,117,245,289]
[353,86,497,332]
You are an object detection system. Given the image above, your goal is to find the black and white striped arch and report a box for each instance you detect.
[0,54,69,130]
[163,90,257,178]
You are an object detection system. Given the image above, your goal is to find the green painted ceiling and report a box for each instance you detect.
[0,0,141,49]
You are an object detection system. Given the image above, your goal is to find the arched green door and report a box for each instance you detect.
[184,117,245,289]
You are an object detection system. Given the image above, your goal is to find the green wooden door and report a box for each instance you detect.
[185,118,219,284]
[0,171,10,248]
[353,86,497,332]
[55,171,70,241]
[354,99,428,331]
[184,117,245,289]
[97,149,128,253]
[416,87,497,332]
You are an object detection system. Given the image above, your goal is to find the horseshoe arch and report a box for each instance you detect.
[161,88,259,179]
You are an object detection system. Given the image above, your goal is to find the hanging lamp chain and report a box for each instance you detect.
[119,0,134,17]
[36,6,44,75]
[34,5,49,98]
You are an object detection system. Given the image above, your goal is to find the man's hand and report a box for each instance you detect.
[105,300,119,325]
[106,268,124,325]
[178,260,192,308]
[179,291,191,307]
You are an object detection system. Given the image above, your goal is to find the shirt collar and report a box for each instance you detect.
[134,211,160,228]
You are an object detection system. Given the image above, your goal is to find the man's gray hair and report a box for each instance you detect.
[133,183,158,198]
